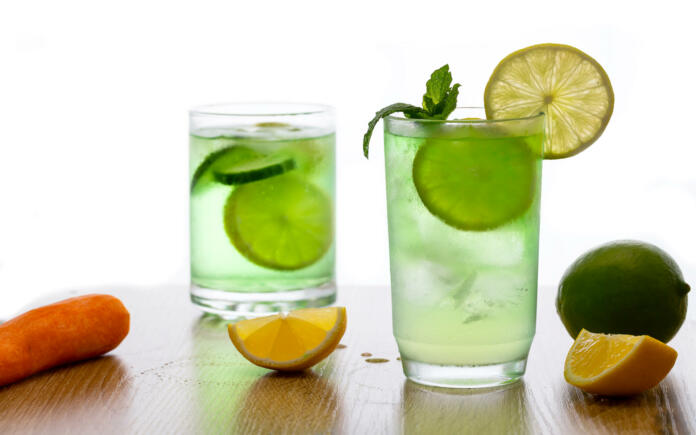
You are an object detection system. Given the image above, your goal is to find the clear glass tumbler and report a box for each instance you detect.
[383,108,544,388]
[189,103,336,317]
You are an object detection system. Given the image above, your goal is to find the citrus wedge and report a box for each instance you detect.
[228,307,347,371]
[564,329,677,396]
[484,43,614,159]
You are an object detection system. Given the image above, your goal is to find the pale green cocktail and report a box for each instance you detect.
[384,108,544,387]
[189,104,335,317]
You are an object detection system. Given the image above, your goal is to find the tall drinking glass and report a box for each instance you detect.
[189,103,335,317]
[383,108,544,388]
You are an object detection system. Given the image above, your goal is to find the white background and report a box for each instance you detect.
[1,0,695,318]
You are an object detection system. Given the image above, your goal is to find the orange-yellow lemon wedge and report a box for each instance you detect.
[564,329,677,396]
[228,307,346,371]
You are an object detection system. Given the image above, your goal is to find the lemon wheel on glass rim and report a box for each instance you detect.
[484,43,614,159]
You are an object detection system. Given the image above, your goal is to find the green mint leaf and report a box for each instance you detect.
[423,65,453,114]
[422,95,436,114]
[430,83,460,120]
[403,109,431,119]
[362,103,423,158]
[362,65,461,158]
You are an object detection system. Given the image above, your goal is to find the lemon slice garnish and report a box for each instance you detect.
[484,43,614,159]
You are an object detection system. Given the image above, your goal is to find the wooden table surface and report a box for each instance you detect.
[0,285,694,434]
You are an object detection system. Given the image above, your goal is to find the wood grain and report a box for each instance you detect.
[0,286,694,434]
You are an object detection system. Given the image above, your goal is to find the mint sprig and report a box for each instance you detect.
[362,103,423,158]
[423,65,461,119]
[362,65,461,158]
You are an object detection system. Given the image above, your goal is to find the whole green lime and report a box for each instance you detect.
[557,240,690,343]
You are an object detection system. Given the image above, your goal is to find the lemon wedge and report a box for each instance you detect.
[564,329,677,396]
[484,43,614,158]
[228,307,346,371]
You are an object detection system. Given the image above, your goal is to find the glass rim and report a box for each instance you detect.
[189,102,334,117]
[386,107,544,123]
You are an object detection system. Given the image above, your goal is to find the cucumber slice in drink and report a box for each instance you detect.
[214,155,296,185]
[224,174,332,270]
[190,146,263,192]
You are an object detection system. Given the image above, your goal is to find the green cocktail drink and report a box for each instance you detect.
[364,46,613,388]
[189,104,335,317]
[383,108,544,387]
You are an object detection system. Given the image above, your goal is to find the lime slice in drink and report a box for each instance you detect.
[191,146,263,192]
[484,43,614,159]
[224,174,332,270]
[286,137,330,174]
[412,137,536,230]
[214,155,296,185]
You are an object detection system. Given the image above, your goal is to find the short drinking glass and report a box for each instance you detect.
[189,103,336,317]
[384,108,544,388]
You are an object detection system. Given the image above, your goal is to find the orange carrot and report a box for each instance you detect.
[0,294,130,387]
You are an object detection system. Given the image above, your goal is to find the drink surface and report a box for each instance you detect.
[384,121,543,366]
[190,124,335,293]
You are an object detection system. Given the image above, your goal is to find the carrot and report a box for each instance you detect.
[0,294,130,387]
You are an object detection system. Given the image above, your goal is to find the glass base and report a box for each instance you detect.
[190,282,336,319]
[401,357,527,389]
